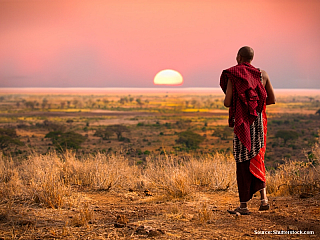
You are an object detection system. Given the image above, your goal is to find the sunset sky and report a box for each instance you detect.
[1,0,319,88]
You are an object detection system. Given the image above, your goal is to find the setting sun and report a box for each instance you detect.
[153,69,183,85]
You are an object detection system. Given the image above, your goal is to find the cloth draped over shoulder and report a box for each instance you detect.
[220,62,267,152]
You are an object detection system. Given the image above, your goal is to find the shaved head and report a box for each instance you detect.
[237,46,254,62]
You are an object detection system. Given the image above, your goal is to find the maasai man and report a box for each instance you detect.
[220,46,275,215]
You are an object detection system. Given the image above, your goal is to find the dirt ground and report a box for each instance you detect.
[0,189,319,239]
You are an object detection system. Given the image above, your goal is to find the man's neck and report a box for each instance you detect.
[238,61,252,64]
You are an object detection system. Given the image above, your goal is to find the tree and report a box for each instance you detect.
[45,131,86,151]
[73,99,79,108]
[275,130,299,145]
[60,101,65,109]
[25,101,35,109]
[41,98,48,109]
[176,130,205,149]
[136,98,143,108]
[191,99,197,108]
[316,109,320,115]
[106,125,130,140]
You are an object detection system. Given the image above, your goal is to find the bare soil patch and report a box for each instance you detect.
[1,190,319,239]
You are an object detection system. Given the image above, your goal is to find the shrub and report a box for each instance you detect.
[94,128,113,140]
[176,131,205,149]
[212,126,233,140]
[275,130,299,145]
[45,131,86,151]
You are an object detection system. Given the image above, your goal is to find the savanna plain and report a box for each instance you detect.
[0,89,319,239]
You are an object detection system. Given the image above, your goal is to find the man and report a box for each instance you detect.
[220,46,275,215]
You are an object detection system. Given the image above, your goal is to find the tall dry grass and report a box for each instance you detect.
[266,138,320,196]
[0,139,319,210]
[59,151,139,190]
[0,153,24,201]
[0,151,139,208]
[20,152,71,208]
[143,153,236,198]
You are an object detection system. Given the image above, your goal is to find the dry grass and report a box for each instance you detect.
[0,151,140,208]
[195,202,216,224]
[0,142,320,239]
[143,153,236,199]
[60,151,139,191]
[184,154,235,191]
[0,141,319,210]
[70,202,94,227]
[144,155,193,198]
[266,137,320,196]
[0,154,24,201]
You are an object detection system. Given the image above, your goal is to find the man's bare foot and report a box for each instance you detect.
[259,199,270,211]
[228,207,251,215]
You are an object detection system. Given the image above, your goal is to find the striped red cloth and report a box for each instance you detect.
[249,104,267,182]
[220,62,267,152]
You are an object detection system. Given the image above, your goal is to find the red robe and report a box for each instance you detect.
[220,62,267,152]
[220,62,267,182]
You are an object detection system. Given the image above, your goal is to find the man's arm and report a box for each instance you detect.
[261,70,276,105]
[224,79,232,107]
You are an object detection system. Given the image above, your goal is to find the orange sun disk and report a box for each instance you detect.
[154,69,183,85]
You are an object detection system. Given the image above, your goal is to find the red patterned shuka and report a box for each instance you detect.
[220,62,267,182]
[220,62,266,152]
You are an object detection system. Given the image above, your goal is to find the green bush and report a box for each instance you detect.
[94,128,113,140]
[176,130,205,150]
[275,130,299,145]
[212,126,233,140]
[45,131,86,151]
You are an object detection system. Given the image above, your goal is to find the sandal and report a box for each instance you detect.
[227,207,251,215]
[259,199,270,211]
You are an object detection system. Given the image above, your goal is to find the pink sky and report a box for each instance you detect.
[0,0,319,88]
